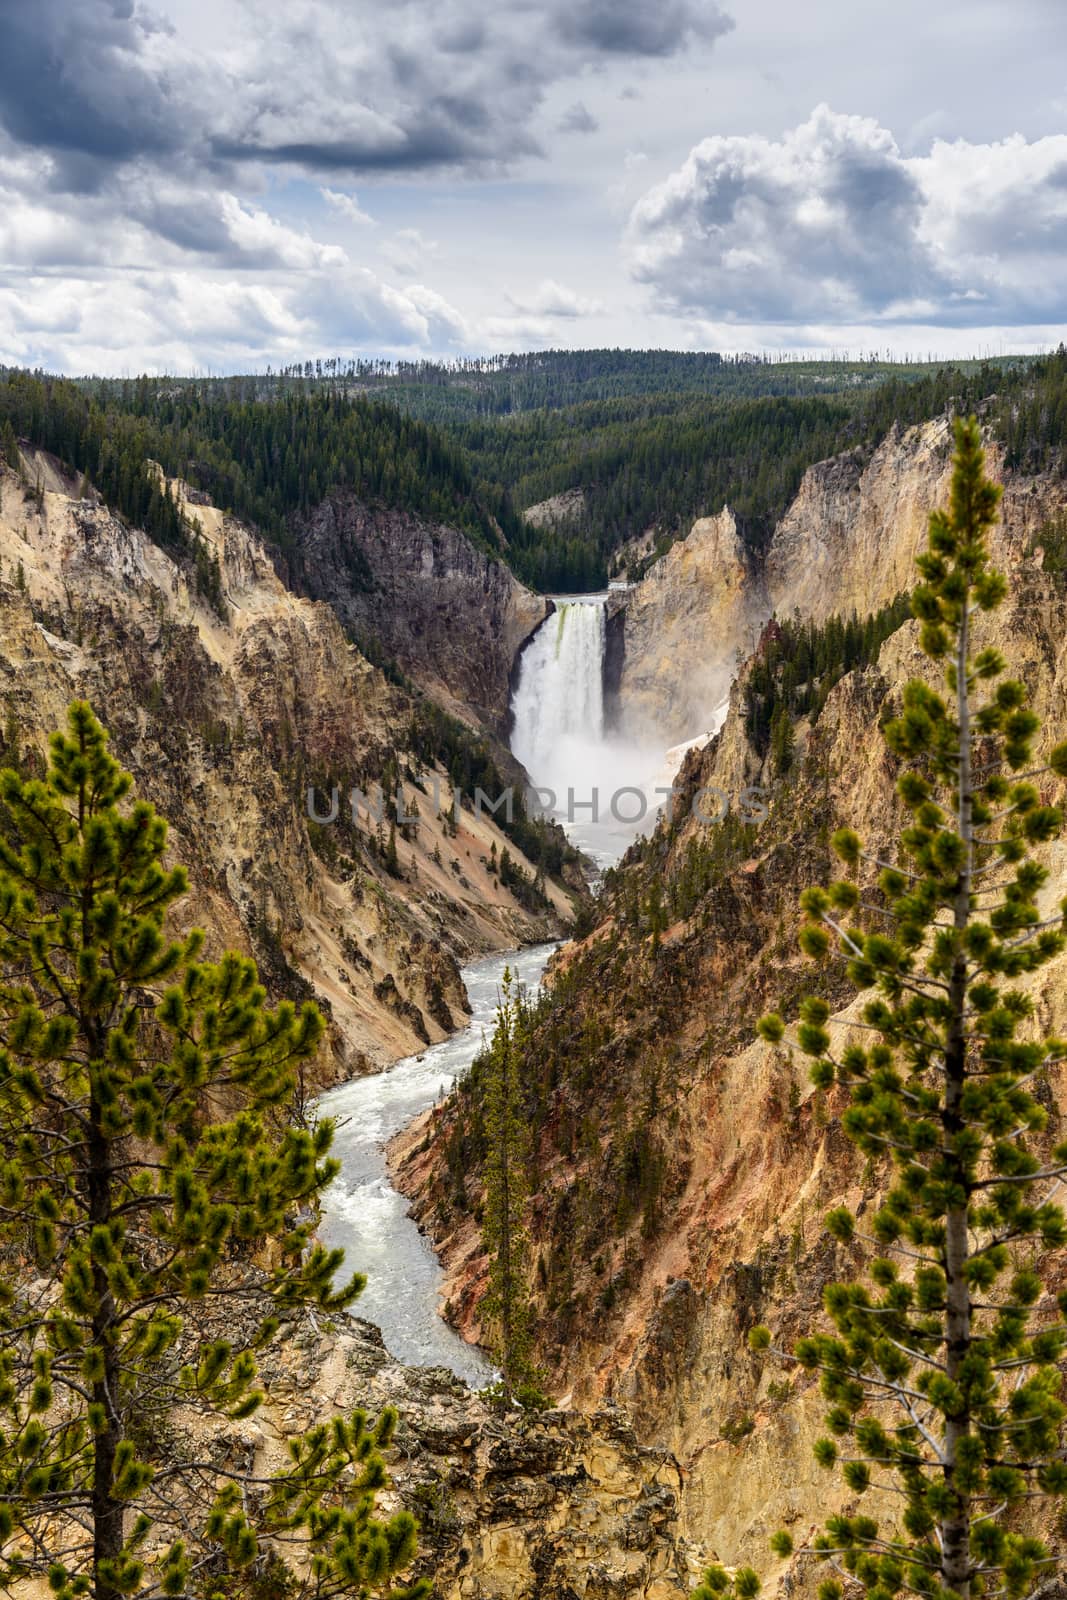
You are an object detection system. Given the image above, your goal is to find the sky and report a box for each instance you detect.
[1,0,1065,374]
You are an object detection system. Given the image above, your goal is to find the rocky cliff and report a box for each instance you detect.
[609,508,763,746]
[397,431,1067,1591]
[609,413,1064,748]
[287,493,548,734]
[72,1275,696,1600]
[0,457,569,1082]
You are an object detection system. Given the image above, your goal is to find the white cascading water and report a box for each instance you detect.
[511,595,648,867]
[510,597,606,792]
[510,594,731,867]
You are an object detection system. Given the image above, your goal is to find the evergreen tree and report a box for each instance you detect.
[0,418,19,473]
[698,420,1067,1600]
[480,971,541,1407]
[385,820,401,878]
[0,702,429,1600]
[770,703,795,776]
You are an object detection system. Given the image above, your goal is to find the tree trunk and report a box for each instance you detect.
[87,978,123,1600]
[941,600,974,1600]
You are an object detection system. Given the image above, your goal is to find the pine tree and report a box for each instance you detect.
[698,420,1067,1600]
[770,702,795,776]
[0,418,19,473]
[0,702,429,1600]
[385,820,401,877]
[480,971,542,1408]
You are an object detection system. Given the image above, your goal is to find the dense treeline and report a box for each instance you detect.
[460,393,857,589]
[0,371,188,551]
[2,348,1065,597]
[745,592,914,769]
[0,370,513,560]
[257,349,1025,424]
[466,352,1067,591]
[999,344,1067,473]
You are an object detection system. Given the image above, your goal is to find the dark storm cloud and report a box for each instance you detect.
[0,0,733,184]
[557,0,732,56]
[211,130,493,174]
[557,103,599,135]
[0,0,191,186]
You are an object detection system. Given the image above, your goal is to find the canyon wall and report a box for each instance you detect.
[609,414,1062,749]
[609,508,762,746]
[288,493,548,734]
[0,460,568,1083]
[399,430,1067,1591]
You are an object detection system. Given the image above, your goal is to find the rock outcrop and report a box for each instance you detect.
[523,488,587,531]
[287,494,548,734]
[610,508,762,745]
[166,1289,700,1599]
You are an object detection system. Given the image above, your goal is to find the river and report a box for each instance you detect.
[315,941,558,1385]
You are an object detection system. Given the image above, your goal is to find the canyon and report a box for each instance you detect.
[0,453,571,1084]
[394,413,1067,1595]
[285,492,549,735]
[5,399,1067,1600]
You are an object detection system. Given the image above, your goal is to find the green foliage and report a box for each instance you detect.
[0,373,187,550]
[459,391,858,590]
[479,970,545,1406]
[3,348,1062,597]
[721,1413,756,1445]
[0,702,428,1600]
[0,417,19,472]
[192,533,228,620]
[733,419,1067,1600]
[405,700,577,881]
[1030,511,1067,583]
[281,349,988,422]
[997,343,1067,475]
[745,593,914,757]
[454,356,1032,591]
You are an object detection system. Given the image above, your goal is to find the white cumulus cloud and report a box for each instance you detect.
[625,106,1067,328]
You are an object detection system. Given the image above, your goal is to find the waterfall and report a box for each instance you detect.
[510,598,606,800]
[509,592,730,870]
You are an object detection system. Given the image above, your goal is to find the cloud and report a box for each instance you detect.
[320,187,375,225]
[382,228,440,277]
[558,102,599,136]
[0,163,468,372]
[0,0,733,184]
[626,106,1067,327]
[0,261,470,373]
[556,0,732,56]
[0,0,734,370]
[0,0,214,190]
[507,279,607,318]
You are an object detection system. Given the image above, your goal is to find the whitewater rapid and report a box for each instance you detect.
[316,942,557,1384]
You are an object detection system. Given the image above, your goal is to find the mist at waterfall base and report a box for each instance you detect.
[510,595,723,869]
[317,943,557,1384]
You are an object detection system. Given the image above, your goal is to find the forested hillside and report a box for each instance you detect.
[459,351,1067,589]
[2,347,1065,594]
[262,349,1026,421]
[0,372,514,562]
